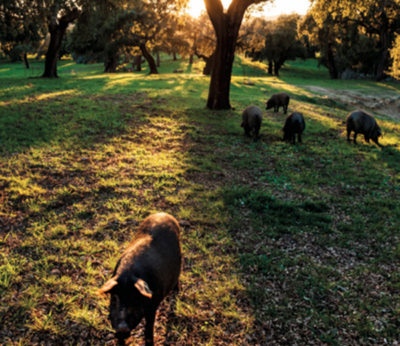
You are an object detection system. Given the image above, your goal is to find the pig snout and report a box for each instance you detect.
[115,322,131,340]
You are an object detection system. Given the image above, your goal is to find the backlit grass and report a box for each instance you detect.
[1,55,400,345]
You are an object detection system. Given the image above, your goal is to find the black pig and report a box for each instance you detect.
[282,112,306,144]
[99,213,182,346]
[241,105,263,142]
[346,110,382,145]
[266,92,290,114]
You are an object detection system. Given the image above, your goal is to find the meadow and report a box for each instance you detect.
[1,55,400,346]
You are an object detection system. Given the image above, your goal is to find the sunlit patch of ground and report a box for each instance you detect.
[1,56,400,345]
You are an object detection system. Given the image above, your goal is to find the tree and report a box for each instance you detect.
[203,0,270,110]
[0,0,117,78]
[307,0,400,81]
[68,0,187,75]
[43,6,81,77]
[0,0,44,68]
[247,14,306,77]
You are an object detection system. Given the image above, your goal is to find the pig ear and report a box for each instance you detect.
[98,278,118,296]
[134,279,153,299]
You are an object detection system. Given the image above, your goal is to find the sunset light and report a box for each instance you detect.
[188,0,311,17]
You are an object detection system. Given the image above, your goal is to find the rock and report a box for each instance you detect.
[51,269,60,275]
[341,68,357,80]
[371,103,382,109]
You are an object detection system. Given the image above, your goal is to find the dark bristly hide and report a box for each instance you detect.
[346,110,382,145]
[282,112,306,144]
[241,105,263,142]
[266,92,290,114]
[98,213,182,346]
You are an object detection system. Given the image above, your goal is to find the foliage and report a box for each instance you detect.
[67,0,188,73]
[388,34,400,79]
[305,0,400,80]
[248,14,307,76]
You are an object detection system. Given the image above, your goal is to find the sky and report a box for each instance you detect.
[188,0,311,18]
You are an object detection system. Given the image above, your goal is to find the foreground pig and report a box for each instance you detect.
[98,213,182,346]
[266,92,290,114]
[346,110,382,145]
[241,105,263,142]
[282,112,306,144]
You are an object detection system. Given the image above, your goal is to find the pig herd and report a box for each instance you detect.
[243,92,383,146]
[99,92,384,346]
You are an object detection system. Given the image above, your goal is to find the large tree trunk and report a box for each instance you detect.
[204,0,258,110]
[135,55,142,71]
[326,42,338,79]
[376,10,389,81]
[140,42,159,75]
[104,55,118,73]
[189,54,194,65]
[156,52,160,67]
[274,61,281,77]
[42,8,81,78]
[23,53,29,69]
[173,52,177,61]
[268,60,273,75]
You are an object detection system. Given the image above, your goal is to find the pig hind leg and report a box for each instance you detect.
[347,129,352,143]
[144,307,157,346]
[364,134,370,143]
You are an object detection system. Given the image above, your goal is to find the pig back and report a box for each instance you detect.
[347,111,377,134]
[244,106,262,127]
[116,213,182,301]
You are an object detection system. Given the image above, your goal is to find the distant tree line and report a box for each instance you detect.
[2,0,400,109]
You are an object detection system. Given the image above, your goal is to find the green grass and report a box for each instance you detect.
[1,55,400,345]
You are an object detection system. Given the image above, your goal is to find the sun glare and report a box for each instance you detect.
[188,0,311,18]
[188,0,232,17]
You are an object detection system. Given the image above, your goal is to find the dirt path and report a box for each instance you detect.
[305,85,400,121]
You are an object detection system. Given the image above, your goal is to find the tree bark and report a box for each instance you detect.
[104,55,118,73]
[376,9,389,81]
[173,52,177,60]
[274,60,283,77]
[195,50,215,76]
[156,52,160,67]
[204,0,261,110]
[23,53,29,69]
[326,42,338,79]
[42,8,81,78]
[140,42,159,74]
[268,60,273,75]
[189,54,194,64]
[135,55,142,71]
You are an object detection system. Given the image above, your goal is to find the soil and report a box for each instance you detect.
[305,85,400,121]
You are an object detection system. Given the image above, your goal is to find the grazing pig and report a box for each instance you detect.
[98,213,182,346]
[346,110,382,145]
[266,92,290,114]
[241,105,263,142]
[282,112,306,144]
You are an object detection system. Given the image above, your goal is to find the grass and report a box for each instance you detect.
[1,54,400,345]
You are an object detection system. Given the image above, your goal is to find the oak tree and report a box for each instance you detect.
[203,0,270,110]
